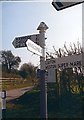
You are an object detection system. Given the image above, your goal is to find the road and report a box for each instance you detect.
[6,86,34,101]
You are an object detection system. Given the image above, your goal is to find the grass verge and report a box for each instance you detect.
[5,84,84,119]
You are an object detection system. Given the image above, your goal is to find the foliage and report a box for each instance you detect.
[56,68,84,95]
[0,50,38,90]
[47,41,83,59]
[19,62,36,79]
[1,50,21,73]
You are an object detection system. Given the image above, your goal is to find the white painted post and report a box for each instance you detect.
[1,90,6,119]
[37,22,48,119]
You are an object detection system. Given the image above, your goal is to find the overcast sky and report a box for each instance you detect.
[1,1,82,67]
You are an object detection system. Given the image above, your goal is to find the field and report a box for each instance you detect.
[5,84,84,119]
[2,78,37,90]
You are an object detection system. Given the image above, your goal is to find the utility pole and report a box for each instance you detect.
[37,22,48,119]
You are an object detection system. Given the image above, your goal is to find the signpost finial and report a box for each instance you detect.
[37,22,49,32]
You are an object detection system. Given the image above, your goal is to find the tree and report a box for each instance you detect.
[1,50,21,72]
[19,62,36,79]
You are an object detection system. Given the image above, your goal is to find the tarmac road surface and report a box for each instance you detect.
[6,86,34,101]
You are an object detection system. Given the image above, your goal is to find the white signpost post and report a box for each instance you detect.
[37,22,48,119]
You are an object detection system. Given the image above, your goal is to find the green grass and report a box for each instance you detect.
[47,83,83,118]
[5,84,84,119]
[6,86,40,118]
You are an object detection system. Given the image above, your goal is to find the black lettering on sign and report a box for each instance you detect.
[70,62,73,66]
[74,62,77,66]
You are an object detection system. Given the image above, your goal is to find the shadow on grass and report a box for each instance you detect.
[5,84,84,119]
[6,87,40,118]
[47,83,84,118]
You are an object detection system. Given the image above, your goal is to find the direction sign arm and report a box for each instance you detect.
[52,0,84,11]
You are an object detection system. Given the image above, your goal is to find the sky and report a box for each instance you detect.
[0,1,82,67]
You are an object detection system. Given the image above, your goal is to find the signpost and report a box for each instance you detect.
[37,22,48,119]
[47,68,56,83]
[26,39,43,56]
[12,22,49,119]
[52,0,84,11]
[12,34,41,48]
[46,53,84,83]
[46,53,84,69]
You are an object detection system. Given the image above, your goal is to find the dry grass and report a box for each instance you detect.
[2,78,37,90]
